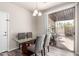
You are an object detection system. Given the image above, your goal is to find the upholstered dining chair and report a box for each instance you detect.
[43,34,51,56]
[27,35,45,56]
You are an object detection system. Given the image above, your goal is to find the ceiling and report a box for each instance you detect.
[12,2,66,11]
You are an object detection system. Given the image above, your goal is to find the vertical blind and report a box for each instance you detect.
[49,7,75,21]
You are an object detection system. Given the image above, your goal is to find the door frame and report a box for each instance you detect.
[46,3,77,54]
[6,12,9,52]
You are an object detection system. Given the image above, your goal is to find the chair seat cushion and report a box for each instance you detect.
[27,44,35,52]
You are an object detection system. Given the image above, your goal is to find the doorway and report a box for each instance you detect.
[48,7,75,52]
[0,11,9,53]
[55,20,75,51]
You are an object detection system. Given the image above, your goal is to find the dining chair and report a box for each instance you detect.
[27,35,45,56]
[43,34,51,56]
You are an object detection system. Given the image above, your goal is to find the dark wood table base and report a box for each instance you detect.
[21,40,35,56]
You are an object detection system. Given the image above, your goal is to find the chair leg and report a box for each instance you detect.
[41,50,43,56]
[44,48,46,56]
[19,44,20,49]
[47,46,49,52]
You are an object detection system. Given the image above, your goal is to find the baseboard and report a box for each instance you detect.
[8,47,19,52]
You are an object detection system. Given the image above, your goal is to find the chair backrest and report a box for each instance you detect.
[35,35,45,53]
[17,33,26,40]
[43,34,51,47]
[26,32,32,38]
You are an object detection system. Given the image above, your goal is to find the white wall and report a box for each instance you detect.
[0,2,37,51]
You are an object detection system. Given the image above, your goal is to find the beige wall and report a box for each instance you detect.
[37,15,47,36]
[0,2,37,51]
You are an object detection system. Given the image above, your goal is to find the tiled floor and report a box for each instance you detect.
[56,36,74,51]
[0,49,23,56]
[46,46,74,56]
[0,46,74,56]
